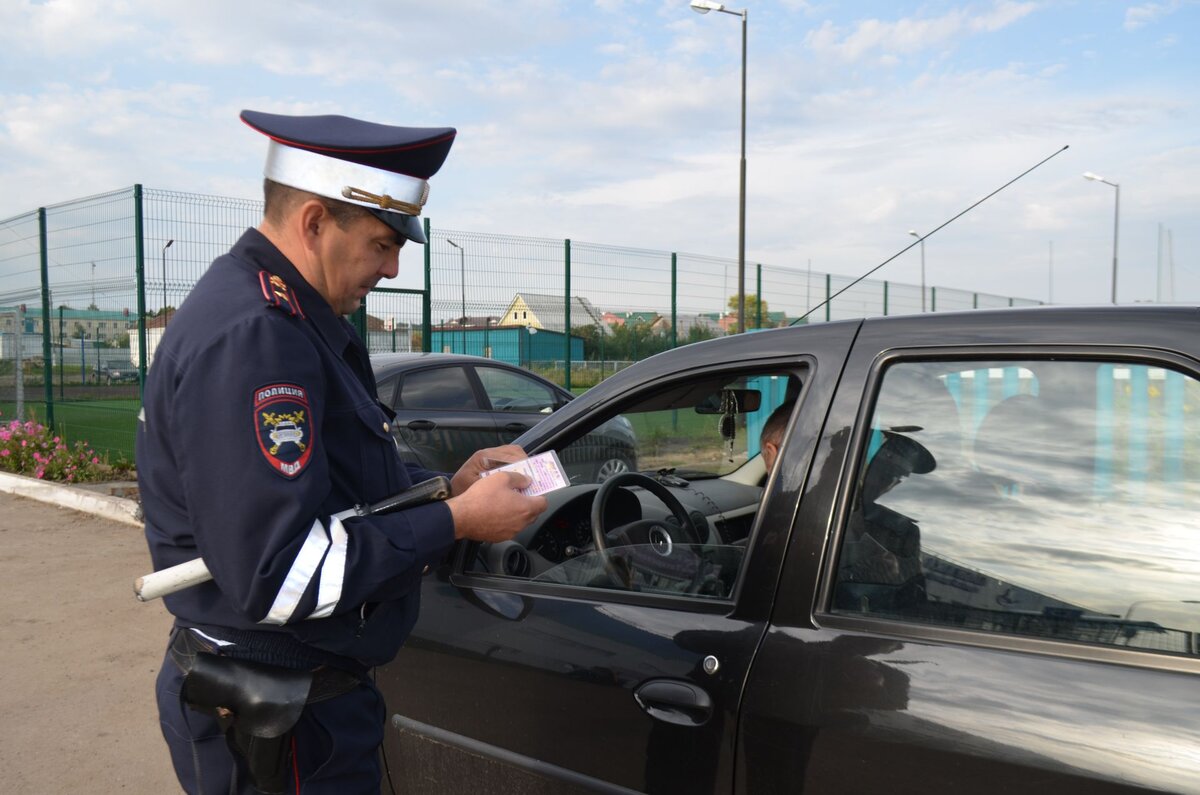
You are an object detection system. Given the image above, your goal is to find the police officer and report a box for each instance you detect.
[138,110,548,794]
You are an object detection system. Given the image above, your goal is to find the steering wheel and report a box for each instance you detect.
[590,473,706,589]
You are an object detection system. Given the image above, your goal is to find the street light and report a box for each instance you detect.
[690,0,748,334]
[1083,171,1120,304]
[447,239,466,353]
[161,239,174,315]
[908,230,926,313]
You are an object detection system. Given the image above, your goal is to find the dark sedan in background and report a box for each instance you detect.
[372,353,636,484]
[376,306,1200,794]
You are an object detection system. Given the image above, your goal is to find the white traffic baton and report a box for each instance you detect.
[134,476,451,602]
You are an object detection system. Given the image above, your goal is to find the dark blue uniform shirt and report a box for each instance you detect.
[138,228,455,668]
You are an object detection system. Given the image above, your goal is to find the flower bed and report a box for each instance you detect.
[0,418,132,483]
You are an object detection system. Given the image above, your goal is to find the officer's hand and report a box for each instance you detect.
[446,469,548,543]
[450,444,528,497]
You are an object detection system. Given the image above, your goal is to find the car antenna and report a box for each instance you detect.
[793,144,1070,324]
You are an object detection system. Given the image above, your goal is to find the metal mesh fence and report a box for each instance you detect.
[143,188,264,316]
[0,184,1042,464]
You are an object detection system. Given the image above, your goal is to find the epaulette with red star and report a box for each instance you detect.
[259,271,305,319]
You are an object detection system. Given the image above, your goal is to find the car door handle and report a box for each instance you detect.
[634,679,713,727]
[406,420,436,431]
[502,422,528,432]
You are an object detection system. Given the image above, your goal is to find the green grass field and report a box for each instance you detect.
[0,399,139,464]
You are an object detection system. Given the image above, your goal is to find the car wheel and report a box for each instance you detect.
[594,455,631,483]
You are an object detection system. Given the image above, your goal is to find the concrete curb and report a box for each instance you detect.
[0,471,142,527]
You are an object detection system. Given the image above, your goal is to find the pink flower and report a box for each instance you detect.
[53,437,60,444]
[91,457,100,465]
[0,450,9,457]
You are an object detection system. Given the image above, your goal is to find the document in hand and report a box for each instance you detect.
[479,450,570,497]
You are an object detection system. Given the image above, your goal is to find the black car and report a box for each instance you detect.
[372,353,637,483]
[378,306,1200,794]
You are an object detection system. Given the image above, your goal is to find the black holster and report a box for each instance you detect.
[171,629,363,795]
[182,653,311,795]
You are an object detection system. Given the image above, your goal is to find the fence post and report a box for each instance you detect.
[564,238,571,391]
[353,303,367,340]
[38,207,54,427]
[422,218,432,353]
[825,273,831,322]
[883,281,889,316]
[931,286,937,313]
[134,184,148,401]
[756,263,762,329]
[15,304,24,421]
[973,292,979,309]
[58,305,65,400]
[670,252,677,348]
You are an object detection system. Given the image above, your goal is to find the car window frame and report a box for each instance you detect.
[471,364,570,413]
[395,363,489,413]
[815,343,1200,676]
[376,373,400,410]
[447,358,815,614]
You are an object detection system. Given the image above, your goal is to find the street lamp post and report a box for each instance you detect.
[447,239,466,353]
[1083,172,1120,304]
[690,0,747,334]
[908,230,926,313]
[161,239,174,315]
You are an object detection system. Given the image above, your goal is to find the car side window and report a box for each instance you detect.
[464,370,801,601]
[398,366,479,411]
[832,358,1200,658]
[476,366,559,413]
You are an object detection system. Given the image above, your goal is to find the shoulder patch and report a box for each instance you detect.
[254,383,314,478]
[259,271,305,318]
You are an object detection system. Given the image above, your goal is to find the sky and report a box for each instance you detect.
[0,0,1197,306]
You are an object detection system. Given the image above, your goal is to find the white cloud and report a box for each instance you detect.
[804,2,1037,63]
[0,0,146,56]
[0,0,1196,308]
[1124,1,1183,30]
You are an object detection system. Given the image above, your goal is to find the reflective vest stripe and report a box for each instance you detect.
[260,519,330,625]
[311,516,348,620]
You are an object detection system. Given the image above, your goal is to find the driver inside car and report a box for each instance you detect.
[759,399,796,473]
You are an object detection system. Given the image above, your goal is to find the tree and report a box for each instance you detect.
[727,294,770,329]
[684,324,717,345]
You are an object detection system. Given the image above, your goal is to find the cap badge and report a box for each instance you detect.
[342,185,428,216]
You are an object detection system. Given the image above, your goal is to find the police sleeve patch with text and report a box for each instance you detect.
[254,383,314,478]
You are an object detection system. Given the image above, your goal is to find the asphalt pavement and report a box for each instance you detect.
[0,483,178,793]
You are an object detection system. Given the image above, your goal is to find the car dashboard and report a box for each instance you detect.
[477,471,765,591]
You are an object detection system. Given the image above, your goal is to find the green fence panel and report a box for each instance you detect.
[1,183,1047,472]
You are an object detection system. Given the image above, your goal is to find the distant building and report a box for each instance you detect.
[499,293,605,333]
[363,312,413,353]
[430,323,583,368]
[605,310,723,338]
[129,309,174,368]
[0,305,133,344]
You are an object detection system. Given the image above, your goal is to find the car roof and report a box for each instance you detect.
[369,352,570,395]
[370,351,505,374]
